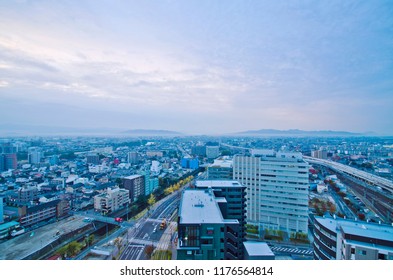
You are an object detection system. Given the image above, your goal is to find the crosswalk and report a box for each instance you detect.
[271,246,313,255]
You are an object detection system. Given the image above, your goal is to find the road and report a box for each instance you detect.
[118,192,180,260]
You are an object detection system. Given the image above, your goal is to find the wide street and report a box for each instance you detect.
[118,191,180,260]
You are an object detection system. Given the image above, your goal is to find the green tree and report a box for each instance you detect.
[67,241,82,257]
[56,246,68,259]
[148,194,156,208]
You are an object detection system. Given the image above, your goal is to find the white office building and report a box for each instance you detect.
[233,150,309,235]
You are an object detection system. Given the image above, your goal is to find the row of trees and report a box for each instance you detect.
[163,175,194,195]
[310,197,336,216]
[56,235,95,259]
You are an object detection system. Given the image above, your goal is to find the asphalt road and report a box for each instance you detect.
[119,244,144,260]
[119,192,180,260]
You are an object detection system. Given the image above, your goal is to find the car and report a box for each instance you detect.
[115,217,123,223]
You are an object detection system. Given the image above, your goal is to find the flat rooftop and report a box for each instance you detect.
[195,180,244,188]
[244,241,275,257]
[179,190,238,225]
[123,175,142,180]
[316,216,393,242]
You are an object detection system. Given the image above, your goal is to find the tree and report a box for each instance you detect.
[329,204,336,214]
[56,246,68,259]
[164,186,174,195]
[148,194,156,208]
[66,241,82,257]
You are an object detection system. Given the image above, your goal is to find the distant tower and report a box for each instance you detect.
[28,147,43,164]
[86,153,100,165]
[128,152,139,164]
[0,143,17,171]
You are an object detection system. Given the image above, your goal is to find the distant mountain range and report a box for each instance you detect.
[233,129,375,136]
[0,124,379,137]
[122,129,183,136]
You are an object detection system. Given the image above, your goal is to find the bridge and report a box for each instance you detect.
[75,213,135,227]
[304,156,393,195]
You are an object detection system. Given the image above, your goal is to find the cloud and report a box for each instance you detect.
[0,1,392,134]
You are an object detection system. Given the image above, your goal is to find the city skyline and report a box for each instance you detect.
[1,1,393,135]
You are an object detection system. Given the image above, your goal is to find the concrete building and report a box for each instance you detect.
[17,185,39,204]
[140,171,159,196]
[195,180,247,259]
[86,153,100,165]
[146,151,163,158]
[94,186,130,215]
[243,241,275,260]
[206,145,220,159]
[18,199,70,227]
[0,143,17,154]
[28,147,43,164]
[177,189,242,260]
[233,150,309,235]
[150,160,162,175]
[311,149,328,160]
[128,152,139,164]
[207,157,233,180]
[191,145,206,157]
[181,157,199,170]
[122,175,145,202]
[0,153,17,171]
[313,216,393,260]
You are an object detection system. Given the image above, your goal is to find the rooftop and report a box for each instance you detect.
[179,189,238,224]
[195,180,244,188]
[316,216,393,242]
[123,174,143,180]
[243,241,275,257]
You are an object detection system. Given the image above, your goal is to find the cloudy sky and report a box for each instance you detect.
[0,0,392,135]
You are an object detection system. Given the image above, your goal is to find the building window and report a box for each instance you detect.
[361,250,367,256]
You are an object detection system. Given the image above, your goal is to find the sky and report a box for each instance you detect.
[0,0,393,135]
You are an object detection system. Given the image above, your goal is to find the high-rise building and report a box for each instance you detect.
[28,147,43,164]
[207,157,233,180]
[195,180,247,260]
[233,150,309,235]
[49,155,59,166]
[0,143,17,154]
[0,143,17,171]
[177,189,241,260]
[191,145,206,157]
[86,153,100,165]
[128,152,139,164]
[311,149,328,160]
[121,175,145,202]
[206,145,220,159]
[181,157,199,169]
[139,170,159,196]
[313,216,393,260]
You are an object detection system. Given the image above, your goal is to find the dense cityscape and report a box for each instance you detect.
[0,135,392,260]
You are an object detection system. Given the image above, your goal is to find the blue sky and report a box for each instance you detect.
[0,0,392,135]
